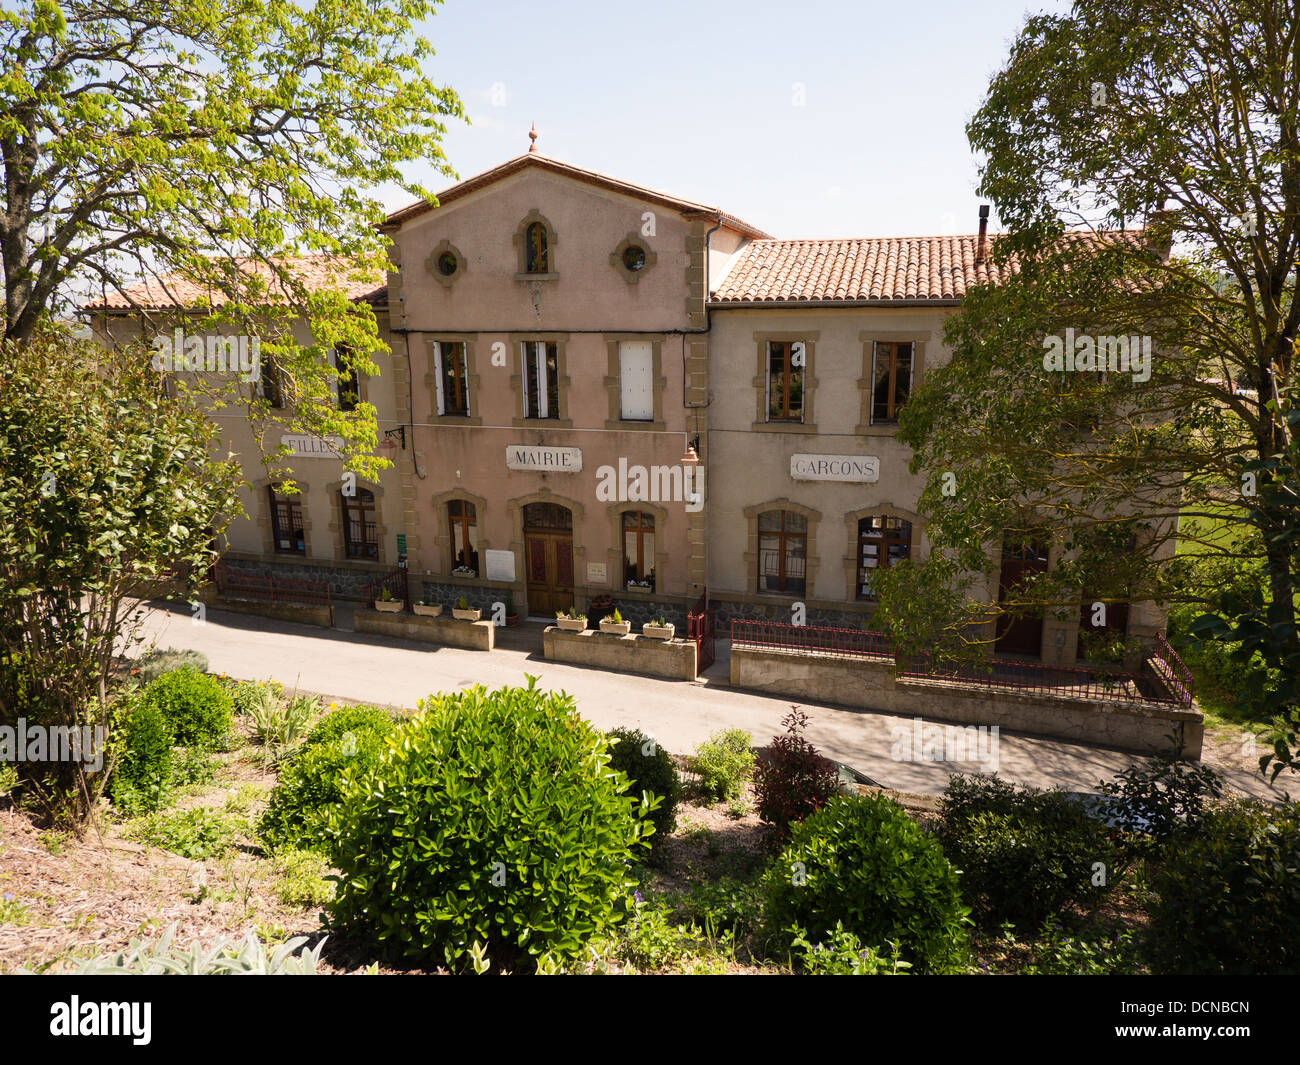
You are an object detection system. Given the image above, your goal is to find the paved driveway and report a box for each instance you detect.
[131,601,1290,801]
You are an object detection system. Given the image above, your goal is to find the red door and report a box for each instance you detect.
[995,539,1049,657]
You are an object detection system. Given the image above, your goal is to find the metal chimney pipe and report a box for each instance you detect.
[976,205,990,263]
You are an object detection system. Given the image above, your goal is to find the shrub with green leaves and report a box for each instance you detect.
[138,667,233,750]
[229,679,283,717]
[128,806,240,860]
[133,647,209,684]
[934,774,1115,932]
[606,727,679,852]
[1148,799,1300,975]
[258,705,398,853]
[108,697,173,815]
[691,728,754,802]
[793,922,912,975]
[323,679,655,970]
[761,793,970,974]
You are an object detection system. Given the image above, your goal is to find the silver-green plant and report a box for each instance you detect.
[25,923,326,974]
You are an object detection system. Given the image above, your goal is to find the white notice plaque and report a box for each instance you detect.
[505,445,582,473]
[790,454,880,483]
[586,562,607,585]
[485,549,516,582]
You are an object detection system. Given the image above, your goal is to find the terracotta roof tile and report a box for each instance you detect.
[710,235,1010,304]
[86,254,386,312]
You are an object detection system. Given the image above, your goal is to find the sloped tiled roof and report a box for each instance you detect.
[383,152,771,239]
[710,235,1011,304]
[86,255,387,312]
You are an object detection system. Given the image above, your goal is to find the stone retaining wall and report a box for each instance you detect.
[543,626,696,681]
[212,596,334,628]
[355,608,495,651]
[730,645,1203,757]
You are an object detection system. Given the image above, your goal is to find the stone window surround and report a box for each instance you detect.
[605,499,669,595]
[423,335,484,426]
[430,487,490,576]
[609,231,658,284]
[742,498,823,598]
[511,333,573,428]
[256,479,313,558]
[751,331,820,434]
[857,330,929,437]
[603,334,667,430]
[326,478,390,566]
[513,209,559,280]
[841,502,924,603]
[426,238,467,288]
[509,488,587,613]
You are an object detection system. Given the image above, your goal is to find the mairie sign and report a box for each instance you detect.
[790,453,880,483]
[505,445,583,473]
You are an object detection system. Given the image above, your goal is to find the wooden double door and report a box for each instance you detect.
[995,538,1049,657]
[523,503,574,617]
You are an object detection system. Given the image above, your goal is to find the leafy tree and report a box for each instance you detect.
[0,0,465,479]
[0,326,242,825]
[871,0,1298,719]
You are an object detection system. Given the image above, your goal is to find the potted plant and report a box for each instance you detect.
[599,608,631,637]
[504,591,518,627]
[413,598,442,617]
[642,615,675,640]
[375,587,404,613]
[555,608,587,632]
[452,595,481,622]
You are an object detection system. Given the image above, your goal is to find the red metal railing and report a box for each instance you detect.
[360,567,408,609]
[730,618,894,659]
[1148,632,1195,706]
[729,618,1193,708]
[213,562,333,624]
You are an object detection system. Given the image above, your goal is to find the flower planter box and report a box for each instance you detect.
[599,620,631,636]
[375,599,404,613]
[642,623,675,641]
[556,617,587,632]
[413,603,443,617]
[452,607,482,622]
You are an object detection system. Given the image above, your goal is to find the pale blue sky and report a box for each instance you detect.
[386,0,1071,239]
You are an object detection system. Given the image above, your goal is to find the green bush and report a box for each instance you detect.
[323,679,655,970]
[1148,800,1300,974]
[691,728,754,802]
[109,697,173,815]
[302,704,398,749]
[934,774,1115,932]
[138,668,233,750]
[793,922,912,975]
[258,706,397,853]
[760,793,970,974]
[128,806,240,860]
[606,727,679,852]
[134,647,209,684]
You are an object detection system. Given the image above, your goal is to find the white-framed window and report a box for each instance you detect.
[433,341,469,416]
[522,341,559,419]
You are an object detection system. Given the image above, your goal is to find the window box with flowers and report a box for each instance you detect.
[555,608,587,633]
[375,588,404,613]
[641,616,675,641]
[413,600,443,617]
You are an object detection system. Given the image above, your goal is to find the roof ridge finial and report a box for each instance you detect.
[528,122,538,153]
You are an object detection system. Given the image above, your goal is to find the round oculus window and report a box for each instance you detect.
[622,245,647,272]
[436,250,459,276]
